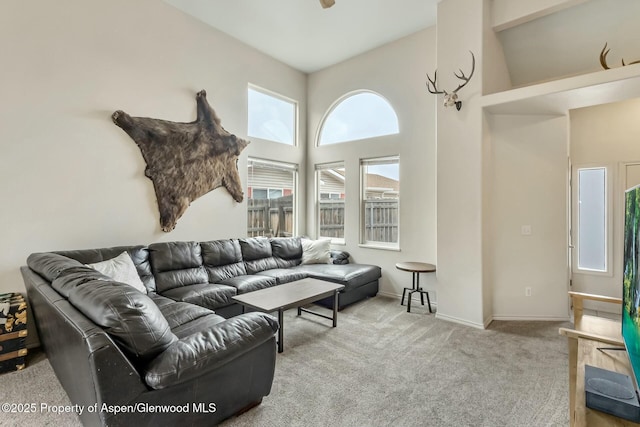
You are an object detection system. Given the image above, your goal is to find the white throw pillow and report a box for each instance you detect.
[301,239,331,265]
[86,252,147,294]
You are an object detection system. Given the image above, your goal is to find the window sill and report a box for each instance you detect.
[358,243,400,252]
[572,269,614,278]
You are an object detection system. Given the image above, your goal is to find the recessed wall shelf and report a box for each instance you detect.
[481,64,640,115]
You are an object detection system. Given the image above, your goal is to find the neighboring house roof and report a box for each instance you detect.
[366,173,399,192]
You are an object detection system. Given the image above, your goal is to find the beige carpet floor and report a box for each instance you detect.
[0,296,570,426]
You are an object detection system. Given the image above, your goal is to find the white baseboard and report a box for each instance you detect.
[492,314,571,321]
[377,290,438,309]
[377,292,570,324]
[435,312,487,329]
[483,316,494,328]
[376,290,399,299]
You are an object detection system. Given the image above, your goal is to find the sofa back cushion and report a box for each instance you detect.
[201,239,247,282]
[66,276,177,362]
[270,237,303,269]
[51,266,110,298]
[148,242,208,293]
[27,253,85,282]
[27,253,176,362]
[239,237,278,275]
[55,246,156,292]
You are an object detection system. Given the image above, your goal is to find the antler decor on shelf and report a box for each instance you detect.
[426,51,475,111]
[320,0,335,8]
[599,43,640,70]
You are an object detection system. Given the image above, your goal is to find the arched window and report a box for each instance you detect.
[318,91,399,146]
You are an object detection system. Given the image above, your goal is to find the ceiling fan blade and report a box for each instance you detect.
[320,0,335,8]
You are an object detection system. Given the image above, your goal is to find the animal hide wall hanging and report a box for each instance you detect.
[112,90,249,232]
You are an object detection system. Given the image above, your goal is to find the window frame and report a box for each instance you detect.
[247,84,298,147]
[572,164,613,276]
[316,162,346,244]
[246,157,298,238]
[250,187,285,200]
[316,90,399,147]
[359,156,400,250]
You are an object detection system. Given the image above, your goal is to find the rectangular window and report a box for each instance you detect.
[577,167,607,272]
[316,163,345,242]
[247,85,297,146]
[247,158,297,238]
[360,156,400,248]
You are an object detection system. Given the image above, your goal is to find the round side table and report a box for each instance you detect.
[396,262,436,313]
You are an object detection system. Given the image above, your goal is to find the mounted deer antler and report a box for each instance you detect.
[426,51,475,111]
[600,43,640,70]
[320,0,335,8]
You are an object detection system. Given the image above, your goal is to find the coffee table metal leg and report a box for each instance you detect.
[332,290,339,327]
[278,309,284,353]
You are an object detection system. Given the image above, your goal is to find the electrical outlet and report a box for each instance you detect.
[525,287,532,297]
[521,225,532,236]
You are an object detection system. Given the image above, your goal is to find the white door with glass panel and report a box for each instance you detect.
[571,163,640,307]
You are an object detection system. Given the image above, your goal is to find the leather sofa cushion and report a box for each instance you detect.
[292,264,382,291]
[170,312,226,339]
[239,237,272,261]
[256,269,308,285]
[244,257,279,275]
[240,238,280,275]
[153,267,209,294]
[161,283,237,311]
[239,237,278,274]
[27,253,85,282]
[149,242,208,294]
[149,241,203,271]
[149,294,215,330]
[51,266,111,298]
[66,277,177,362]
[219,275,276,294]
[149,242,208,293]
[201,239,247,282]
[55,246,156,292]
[271,237,303,269]
[144,312,278,390]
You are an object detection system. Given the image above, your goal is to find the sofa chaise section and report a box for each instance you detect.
[292,263,381,309]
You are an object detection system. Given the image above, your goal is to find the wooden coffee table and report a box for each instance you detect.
[232,278,345,353]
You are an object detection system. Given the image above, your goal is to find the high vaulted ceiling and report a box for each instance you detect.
[164,0,438,73]
[164,0,639,85]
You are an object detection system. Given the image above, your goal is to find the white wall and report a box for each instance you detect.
[307,28,438,302]
[5,0,630,331]
[569,98,640,305]
[492,0,588,31]
[0,0,307,295]
[489,115,569,319]
[497,0,640,87]
[436,0,488,328]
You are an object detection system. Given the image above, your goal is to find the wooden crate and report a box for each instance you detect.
[0,293,28,373]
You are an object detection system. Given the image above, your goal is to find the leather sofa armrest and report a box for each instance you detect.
[144,312,278,390]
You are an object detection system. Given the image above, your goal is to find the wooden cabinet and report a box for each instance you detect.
[559,291,640,426]
[573,338,640,426]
